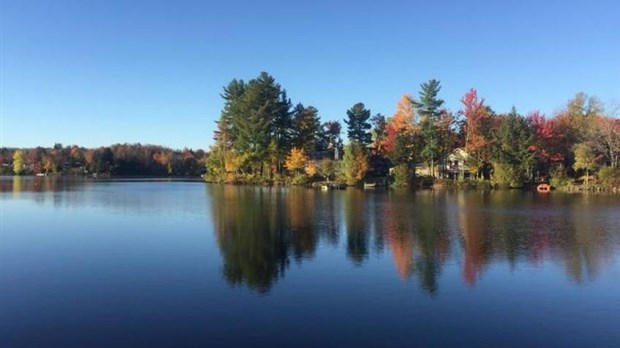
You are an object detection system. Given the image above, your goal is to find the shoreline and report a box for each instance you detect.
[4,175,618,194]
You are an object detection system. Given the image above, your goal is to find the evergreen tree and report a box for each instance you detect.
[231,72,283,174]
[291,103,321,152]
[215,79,246,145]
[388,132,418,167]
[412,79,444,177]
[370,113,388,154]
[317,121,343,159]
[211,79,246,178]
[271,90,293,173]
[344,103,372,147]
[491,107,534,187]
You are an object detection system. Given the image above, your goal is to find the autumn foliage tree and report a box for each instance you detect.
[572,143,597,185]
[285,147,308,174]
[383,94,417,155]
[340,142,369,185]
[199,73,617,189]
[12,150,25,175]
[460,88,494,179]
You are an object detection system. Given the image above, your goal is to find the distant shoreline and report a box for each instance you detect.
[1,175,204,182]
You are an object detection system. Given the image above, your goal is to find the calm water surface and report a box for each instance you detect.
[1,177,619,347]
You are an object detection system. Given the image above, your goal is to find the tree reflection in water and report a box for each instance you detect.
[4,178,616,297]
[207,185,619,295]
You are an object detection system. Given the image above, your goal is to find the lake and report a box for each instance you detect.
[1,177,619,347]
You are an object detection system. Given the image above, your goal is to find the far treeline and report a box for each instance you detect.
[206,71,620,190]
[3,144,207,177]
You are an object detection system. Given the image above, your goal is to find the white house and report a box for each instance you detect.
[442,148,472,179]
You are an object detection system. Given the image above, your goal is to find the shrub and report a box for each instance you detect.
[391,164,414,187]
[290,173,309,186]
[491,162,525,188]
[549,166,571,189]
[598,166,620,187]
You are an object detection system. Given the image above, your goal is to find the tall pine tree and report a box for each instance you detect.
[231,72,284,174]
[412,79,444,177]
[291,103,321,153]
[345,103,372,148]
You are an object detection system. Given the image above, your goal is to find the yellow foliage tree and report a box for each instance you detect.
[224,151,249,173]
[285,147,308,173]
[12,150,25,175]
[305,160,317,176]
[573,143,597,185]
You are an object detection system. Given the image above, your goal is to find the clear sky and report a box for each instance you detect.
[2,0,619,150]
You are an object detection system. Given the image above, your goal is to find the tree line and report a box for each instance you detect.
[206,71,620,189]
[2,143,207,177]
[3,71,618,188]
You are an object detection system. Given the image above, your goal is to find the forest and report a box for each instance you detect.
[1,143,207,177]
[205,72,620,190]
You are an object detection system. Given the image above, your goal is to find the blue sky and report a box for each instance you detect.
[2,0,619,150]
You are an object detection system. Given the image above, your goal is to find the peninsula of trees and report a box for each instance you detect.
[205,71,620,190]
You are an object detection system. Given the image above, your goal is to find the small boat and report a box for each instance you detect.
[536,183,551,193]
[320,184,330,191]
[363,182,377,189]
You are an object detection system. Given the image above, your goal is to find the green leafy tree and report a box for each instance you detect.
[318,158,335,181]
[339,142,369,185]
[344,103,372,147]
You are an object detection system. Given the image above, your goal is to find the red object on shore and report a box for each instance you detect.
[537,183,551,193]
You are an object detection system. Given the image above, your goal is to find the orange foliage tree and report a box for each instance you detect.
[382,94,418,155]
[460,88,493,178]
[285,147,308,173]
